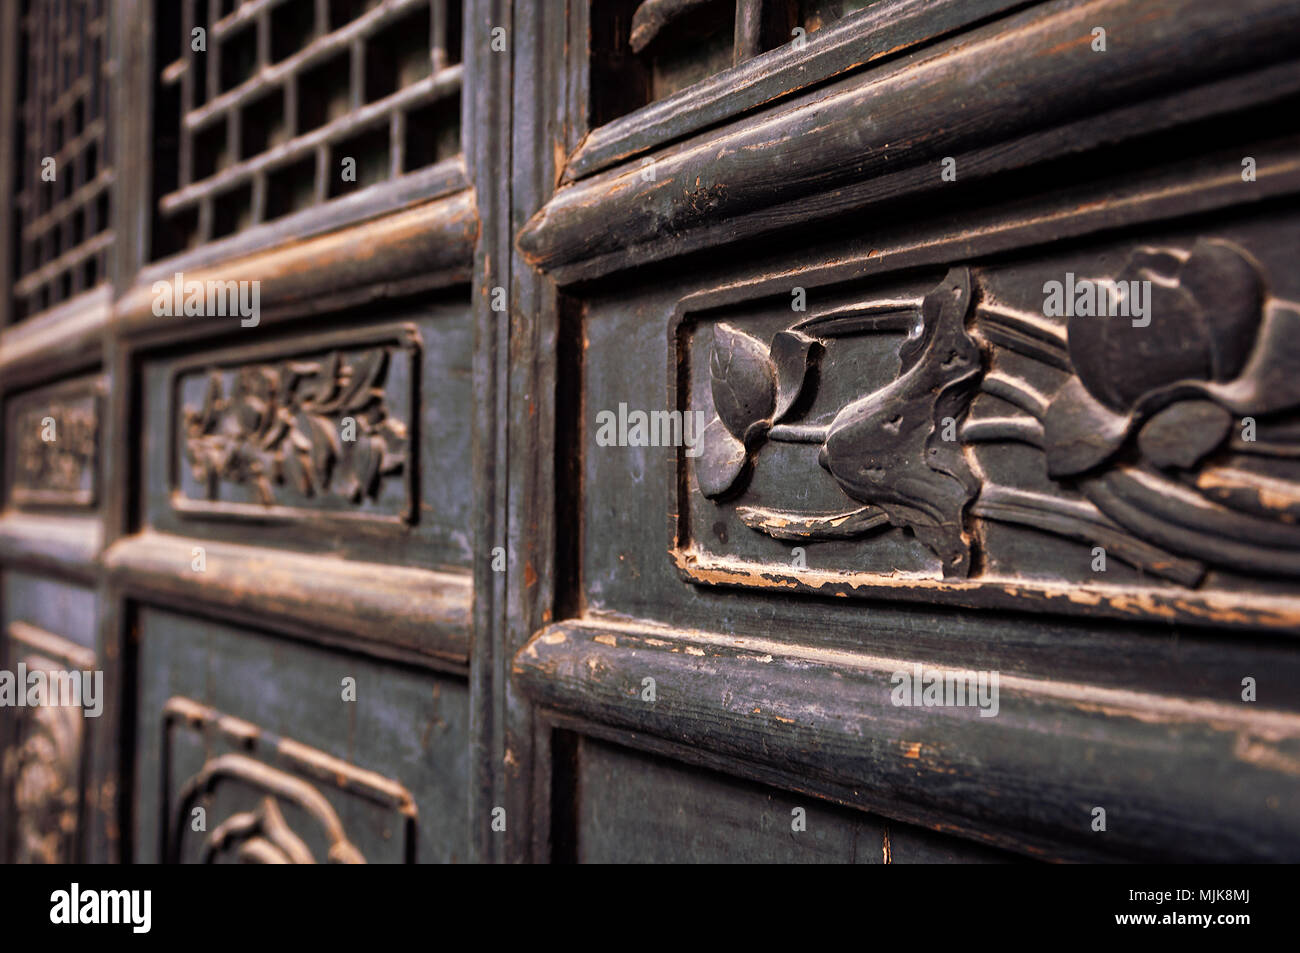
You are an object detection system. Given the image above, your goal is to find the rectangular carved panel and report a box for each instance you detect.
[673,223,1300,628]
[141,302,473,572]
[170,325,418,523]
[5,376,101,508]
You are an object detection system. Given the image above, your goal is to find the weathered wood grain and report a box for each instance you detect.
[112,188,477,340]
[104,531,472,669]
[562,732,1016,863]
[566,0,1033,180]
[521,0,1300,284]
[516,618,1300,861]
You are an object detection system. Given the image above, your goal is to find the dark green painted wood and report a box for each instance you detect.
[133,607,469,864]
[2,0,1298,867]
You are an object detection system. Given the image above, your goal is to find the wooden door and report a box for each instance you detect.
[3,0,476,864]
[1,0,1298,865]
[502,0,1300,864]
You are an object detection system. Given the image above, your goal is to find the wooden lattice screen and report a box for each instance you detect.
[151,0,463,258]
[588,0,876,124]
[10,0,114,322]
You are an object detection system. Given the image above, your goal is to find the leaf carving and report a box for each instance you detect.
[356,437,382,497]
[198,373,222,432]
[341,350,387,412]
[710,323,776,446]
[696,418,749,499]
[770,330,818,422]
[235,395,266,435]
[299,412,339,494]
[282,448,311,496]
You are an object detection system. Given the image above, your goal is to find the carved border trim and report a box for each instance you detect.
[160,696,417,864]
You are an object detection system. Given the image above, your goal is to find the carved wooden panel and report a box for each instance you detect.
[5,0,1296,871]
[673,227,1300,628]
[137,304,473,572]
[134,607,468,863]
[161,697,414,864]
[170,324,418,523]
[1,622,96,864]
[5,376,101,508]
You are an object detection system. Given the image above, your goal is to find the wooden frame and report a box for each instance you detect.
[1,0,1298,866]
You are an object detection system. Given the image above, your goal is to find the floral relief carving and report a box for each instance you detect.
[1,626,94,865]
[12,397,98,506]
[692,242,1300,588]
[6,688,82,864]
[699,268,981,577]
[182,347,408,507]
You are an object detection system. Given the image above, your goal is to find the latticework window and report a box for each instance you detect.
[590,0,873,125]
[10,0,114,322]
[151,0,463,260]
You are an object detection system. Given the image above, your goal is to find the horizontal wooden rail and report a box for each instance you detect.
[516,616,1300,861]
[0,512,104,583]
[106,531,472,669]
[0,285,110,383]
[566,0,1031,180]
[521,0,1300,284]
[115,185,477,337]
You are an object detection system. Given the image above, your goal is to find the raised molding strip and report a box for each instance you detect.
[105,531,471,668]
[0,286,110,386]
[112,188,478,340]
[0,512,104,582]
[143,160,470,284]
[520,0,1300,283]
[566,0,1032,180]
[515,616,1300,861]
